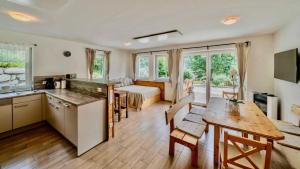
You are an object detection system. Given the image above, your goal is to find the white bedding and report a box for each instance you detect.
[115,85,160,99]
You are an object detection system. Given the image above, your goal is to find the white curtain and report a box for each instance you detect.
[171,48,183,104]
[236,42,251,100]
[132,53,137,80]
[104,50,111,80]
[86,48,96,79]
[167,49,173,84]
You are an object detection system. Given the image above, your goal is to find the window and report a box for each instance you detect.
[155,55,169,80]
[136,55,150,79]
[0,43,32,93]
[92,52,104,79]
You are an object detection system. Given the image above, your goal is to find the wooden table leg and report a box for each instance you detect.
[126,94,128,118]
[118,96,121,122]
[214,126,220,166]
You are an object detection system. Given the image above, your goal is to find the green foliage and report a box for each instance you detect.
[0,50,26,68]
[0,62,24,68]
[93,56,104,79]
[157,56,168,78]
[183,52,239,87]
[211,74,232,87]
[184,69,194,80]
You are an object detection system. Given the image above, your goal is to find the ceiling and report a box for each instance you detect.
[0,0,299,50]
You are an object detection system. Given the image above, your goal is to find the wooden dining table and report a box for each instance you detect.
[202,97,285,165]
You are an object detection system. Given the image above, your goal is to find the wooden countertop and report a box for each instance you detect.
[44,89,103,106]
[0,89,103,106]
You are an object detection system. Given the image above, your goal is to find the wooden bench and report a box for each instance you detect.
[165,94,208,167]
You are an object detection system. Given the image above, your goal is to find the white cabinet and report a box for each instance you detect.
[46,94,77,145]
[64,103,77,145]
[0,99,12,133]
[13,95,42,129]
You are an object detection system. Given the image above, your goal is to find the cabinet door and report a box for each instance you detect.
[52,101,65,135]
[13,99,42,129]
[64,103,77,145]
[0,105,12,133]
[47,103,55,126]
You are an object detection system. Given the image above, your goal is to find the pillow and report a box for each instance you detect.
[114,82,122,88]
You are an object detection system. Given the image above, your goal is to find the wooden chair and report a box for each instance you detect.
[220,131,272,169]
[165,94,207,167]
[223,91,238,100]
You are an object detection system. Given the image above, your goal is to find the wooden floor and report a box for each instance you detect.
[0,102,296,169]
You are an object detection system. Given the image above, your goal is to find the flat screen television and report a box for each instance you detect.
[274,48,299,83]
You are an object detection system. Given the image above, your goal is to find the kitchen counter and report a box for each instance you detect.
[44,89,102,106]
[0,89,102,106]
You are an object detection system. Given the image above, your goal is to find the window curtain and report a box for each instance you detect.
[236,42,251,100]
[167,50,173,84]
[172,48,183,104]
[104,50,111,80]
[86,48,96,79]
[132,53,137,80]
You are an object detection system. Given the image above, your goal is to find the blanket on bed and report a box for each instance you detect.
[115,85,161,110]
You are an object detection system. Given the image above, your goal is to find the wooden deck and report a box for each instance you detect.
[0,102,296,169]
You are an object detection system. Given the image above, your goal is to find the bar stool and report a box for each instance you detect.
[114,91,128,122]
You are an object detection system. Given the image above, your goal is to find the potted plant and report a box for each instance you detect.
[227,68,243,115]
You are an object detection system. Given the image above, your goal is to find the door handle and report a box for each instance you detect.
[14,104,29,108]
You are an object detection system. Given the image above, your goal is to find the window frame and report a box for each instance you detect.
[0,44,33,93]
[155,54,169,81]
[136,54,150,80]
[92,51,105,80]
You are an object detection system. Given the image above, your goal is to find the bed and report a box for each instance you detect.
[113,79,164,110]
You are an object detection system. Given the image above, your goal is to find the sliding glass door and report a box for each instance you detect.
[183,52,208,106]
[183,48,237,106]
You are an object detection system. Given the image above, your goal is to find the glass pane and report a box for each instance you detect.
[157,55,168,79]
[0,44,31,93]
[138,56,149,78]
[210,51,239,99]
[183,53,207,105]
[93,54,104,79]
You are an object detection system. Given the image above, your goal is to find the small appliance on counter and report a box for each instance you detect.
[45,78,55,89]
[66,73,77,79]
[61,80,66,89]
[55,81,61,89]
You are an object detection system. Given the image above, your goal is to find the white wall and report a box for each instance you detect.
[134,34,275,101]
[274,16,300,124]
[0,29,130,79]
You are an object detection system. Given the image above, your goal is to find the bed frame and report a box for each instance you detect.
[133,80,165,109]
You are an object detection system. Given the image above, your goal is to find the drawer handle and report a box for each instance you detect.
[14,104,29,108]
[64,103,70,108]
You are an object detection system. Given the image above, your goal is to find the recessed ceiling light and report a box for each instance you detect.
[7,11,39,22]
[138,37,150,44]
[124,42,132,46]
[157,34,168,41]
[222,16,240,25]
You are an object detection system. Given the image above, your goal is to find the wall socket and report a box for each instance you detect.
[42,81,46,85]
[97,88,102,92]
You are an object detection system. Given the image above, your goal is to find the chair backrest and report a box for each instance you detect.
[223,91,238,100]
[165,94,194,130]
[223,132,272,169]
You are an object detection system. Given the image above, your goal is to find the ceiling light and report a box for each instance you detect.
[222,16,240,25]
[157,34,168,41]
[124,42,132,46]
[7,11,38,22]
[137,37,150,44]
